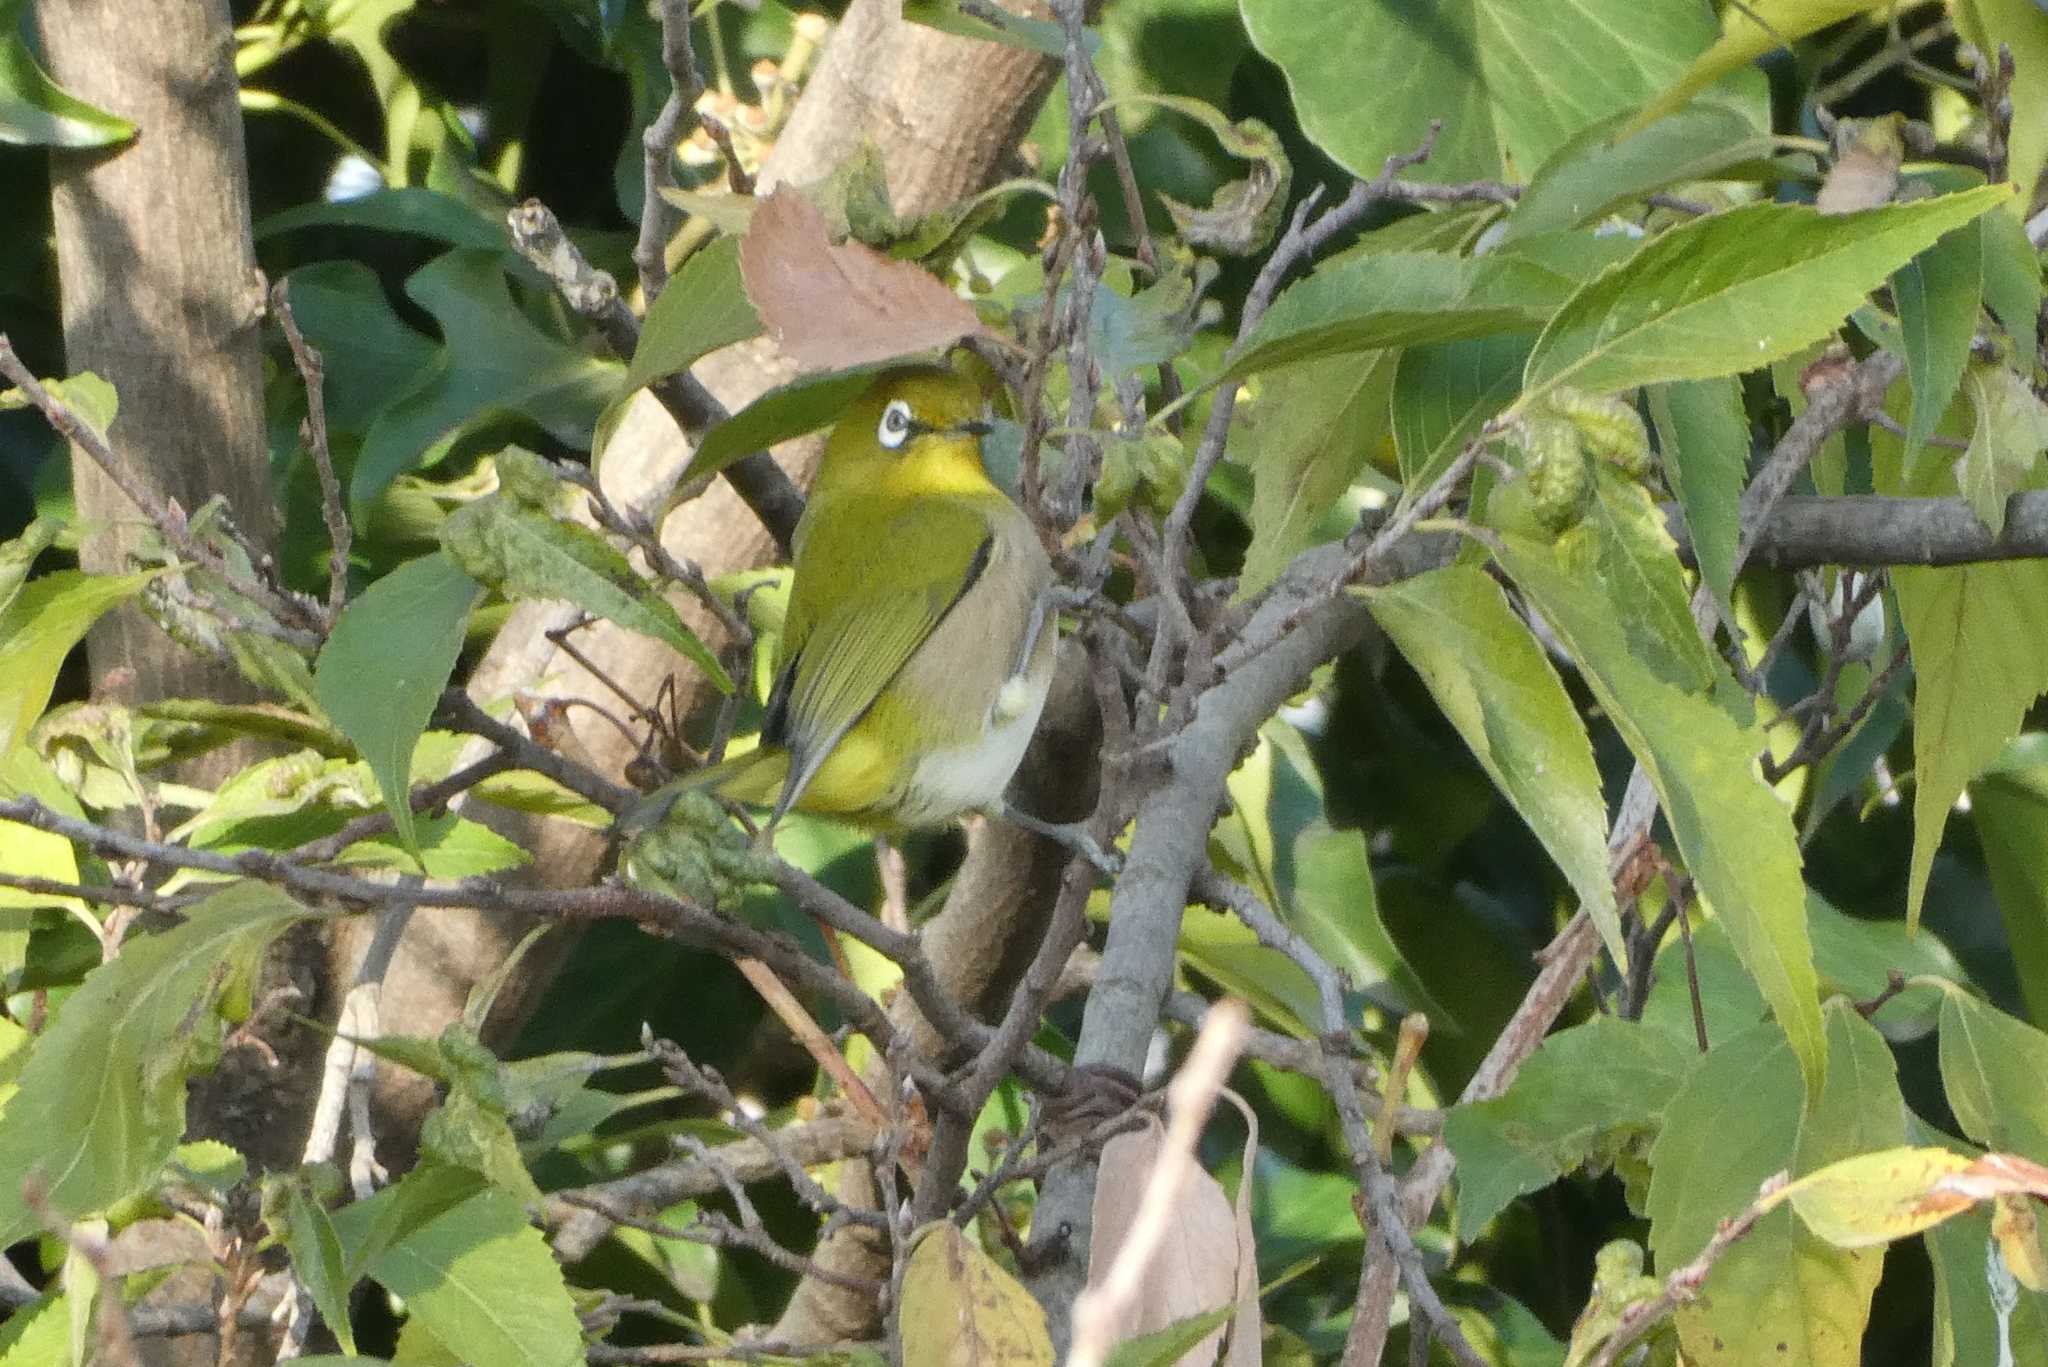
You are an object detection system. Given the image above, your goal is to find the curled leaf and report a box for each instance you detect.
[1108,94,1292,256]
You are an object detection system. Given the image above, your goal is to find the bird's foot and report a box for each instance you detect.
[994,802,1123,876]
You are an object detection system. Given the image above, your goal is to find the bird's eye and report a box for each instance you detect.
[877,400,914,450]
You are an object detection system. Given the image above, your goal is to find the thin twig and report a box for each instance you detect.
[0,336,323,635]
[272,279,351,623]
[1584,1173,1789,1367]
[636,0,706,302]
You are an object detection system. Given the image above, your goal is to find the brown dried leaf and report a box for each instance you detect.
[1086,1115,1261,1365]
[737,186,985,371]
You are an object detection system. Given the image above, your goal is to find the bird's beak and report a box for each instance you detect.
[956,418,994,437]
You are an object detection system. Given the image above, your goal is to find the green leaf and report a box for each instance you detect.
[1519,187,2014,404]
[1647,377,1747,622]
[1980,200,2043,349]
[900,0,1085,58]
[1225,252,1542,381]
[0,31,133,147]
[1956,363,2048,536]
[1501,104,1773,244]
[1647,1006,1898,1365]
[256,187,509,250]
[1806,891,1963,1040]
[1102,1307,1238,1366]
[369,1188,582,1367]
[438,480,731,691]
[0,569,159,763]
[352,249,625,511]
[282,261,442,434]
[1232,351,1395,596]
[169,1139,247,1195]
[315,551,482,857]
[1240,0,1721,185]
[688,363,893,484]
[1578,467,1723,694]
[1628,0,1889,134]
[1894,553,2048,929]
[330,1162,489,1284]
[1391,332,1536,491]
[1938,989,2048,1164]
[1491,494,1825,1097]
[627,236,763,393]
[281,1185,357,1353]
[0,882,310,1245]
[1444,1016,1695,1240]
[1362,565,1621,964]
[1288,820,1449,1021]
[1894,223,1983,465]
[1974,764,2048,1028]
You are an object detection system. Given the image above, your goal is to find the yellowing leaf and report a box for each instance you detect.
[1778,1146,1978,1247]
[899,1221,1054,1366]
[1629,0,1889,134]
[739,187,986,371]
[1995,1194,2048,1292]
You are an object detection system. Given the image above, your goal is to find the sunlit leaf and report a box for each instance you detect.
[0,569,159,764]
[1520,187,2013,403]
[0,883,311,1245]
[1242,0,1722,184]
[1628,0,1889,134]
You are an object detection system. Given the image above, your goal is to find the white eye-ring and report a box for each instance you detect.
[877,400,914,450]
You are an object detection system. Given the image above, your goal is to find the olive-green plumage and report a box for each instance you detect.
[646,366,1056,833]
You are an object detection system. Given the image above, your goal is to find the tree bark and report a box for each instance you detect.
[37,0,279,721]
[36,0,326,1190]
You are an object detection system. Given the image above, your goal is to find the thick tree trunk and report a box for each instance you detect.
[37,0,279,717]
[35,6,322,1359]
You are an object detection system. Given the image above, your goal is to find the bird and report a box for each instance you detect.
[630,364,1058,837]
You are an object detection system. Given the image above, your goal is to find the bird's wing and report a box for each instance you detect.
[766,494,996,817]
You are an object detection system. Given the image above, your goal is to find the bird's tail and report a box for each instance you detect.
[615,747,790,835]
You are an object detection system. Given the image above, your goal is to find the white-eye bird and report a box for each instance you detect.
[640,365,1057,834]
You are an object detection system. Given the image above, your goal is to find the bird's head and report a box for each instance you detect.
[818,366,996,497]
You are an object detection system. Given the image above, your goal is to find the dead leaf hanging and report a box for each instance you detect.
[737,185,987,371]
